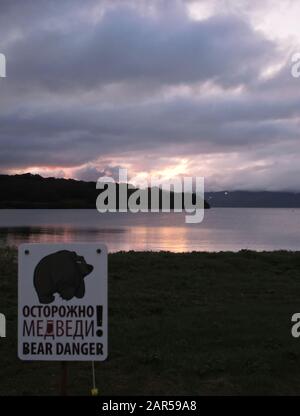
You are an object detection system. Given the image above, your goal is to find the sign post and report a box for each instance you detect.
[60,361,68,396]
[18,243,108,371]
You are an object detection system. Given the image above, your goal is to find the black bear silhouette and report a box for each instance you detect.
[33,250,94,304]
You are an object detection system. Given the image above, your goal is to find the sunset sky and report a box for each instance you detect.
[0,0,300,191]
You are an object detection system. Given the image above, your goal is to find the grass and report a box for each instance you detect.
[1,247,300,395]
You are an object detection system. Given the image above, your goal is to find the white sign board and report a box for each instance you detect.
[18,243,107,361]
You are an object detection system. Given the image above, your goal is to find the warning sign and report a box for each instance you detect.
[18,243,107,361]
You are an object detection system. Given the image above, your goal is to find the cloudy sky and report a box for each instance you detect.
[0,0,300,191]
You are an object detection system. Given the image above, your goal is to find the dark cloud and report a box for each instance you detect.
[4,6,274,92]
[1,92,299,172]
[0,0,298,191]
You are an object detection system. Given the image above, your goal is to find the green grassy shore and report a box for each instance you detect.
[1,247,300,395]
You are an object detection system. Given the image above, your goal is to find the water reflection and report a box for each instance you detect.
[0,209,300,252]
[0,226,126,248]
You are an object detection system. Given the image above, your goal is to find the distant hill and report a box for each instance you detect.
[206,191,300,208]
[0,174,210,209]
[2,174,300,209]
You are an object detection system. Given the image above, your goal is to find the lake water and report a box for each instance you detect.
[0,208,299,252]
